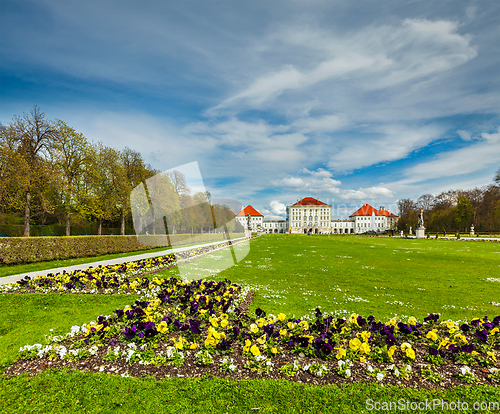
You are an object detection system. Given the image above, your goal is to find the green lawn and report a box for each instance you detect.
[159,234,500,321]
[0,293,140,370]
[2,234,500,413]
[2,370,499,413]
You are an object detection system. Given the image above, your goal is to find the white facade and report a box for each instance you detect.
[235,214,263,232]
[262,220,287,233]
[287,199,398,234]
[288,199,333,234]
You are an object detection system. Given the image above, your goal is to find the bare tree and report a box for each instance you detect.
[417,194,435,212]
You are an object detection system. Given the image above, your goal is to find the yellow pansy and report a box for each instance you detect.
[279,329,287,336]
[190,343,198,349]
[204,336,216,347]
[271,347,278,354]
[349,314,359,325]
[250,324,259,334]
[426,330,438,341]
[490,327,499,335]
[336,347,346,360]
[388,346,397,357]
[278,313,286,321]
[438,339,449,350]
[487,352,497,362]
[405,348,415,359]
[157,321,168,334]
[257,335,267,345]
[360,342,371,354]
[288,322,296,330]
[299,321,309,330]
[408,316,417,325]
[349,338,361,351]
[250,344,260,357]
[220,319,228,328]
[358,331,371,342]
[401,342,411,352]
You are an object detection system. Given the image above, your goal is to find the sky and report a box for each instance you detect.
[1,0,499,220]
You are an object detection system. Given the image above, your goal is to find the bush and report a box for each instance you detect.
[0,233,238,265]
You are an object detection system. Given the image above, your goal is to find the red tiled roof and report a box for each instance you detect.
[349,204,398,217]
[236,205,263,217]
[292,197,328,206]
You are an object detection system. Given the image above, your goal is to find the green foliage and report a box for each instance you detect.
[423,354,445,366]
[421,367,442,383]
[278,361,301,377]
[0,235,162,265]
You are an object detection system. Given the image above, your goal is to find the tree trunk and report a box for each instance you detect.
[120,209,126,235]
[66,210,71,236]
[98,217,102,235]
[23,190,31,237]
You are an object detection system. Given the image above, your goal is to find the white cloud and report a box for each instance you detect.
[292,114,348,133]
[211,19,477,113]
[327,124,446,173]
[269,200,286,216]
[404,127,500,181]
[339,186,394,200]
[457,130,472,141]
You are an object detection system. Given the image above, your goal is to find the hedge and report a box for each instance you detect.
[0,233,235,265]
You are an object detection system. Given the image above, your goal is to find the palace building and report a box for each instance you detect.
[235,205,264,232]
[236,197,398,234]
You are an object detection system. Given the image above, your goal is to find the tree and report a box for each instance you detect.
[494,167,500,185]
[455,194,474,232]
[77,142,121,235]
[117,148,155,235]
[52,120,91,236]
[3,106,58,236]
[416,194,434,212]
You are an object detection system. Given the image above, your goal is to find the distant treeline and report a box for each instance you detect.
[397,172,500,233]
[0,106,240,237]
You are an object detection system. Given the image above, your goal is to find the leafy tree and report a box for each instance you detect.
[77,142,121,235]
[2,106,58,236]
[455,194,474,232]
[52,120,91,236]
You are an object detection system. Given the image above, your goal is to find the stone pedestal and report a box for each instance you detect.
[245,229,251,238]
[415,226,426,239]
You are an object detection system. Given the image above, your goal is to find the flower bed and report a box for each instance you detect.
[3,272,499,387]
[0,239,247,295]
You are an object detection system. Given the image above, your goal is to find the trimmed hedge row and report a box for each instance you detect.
[0,233,234,265]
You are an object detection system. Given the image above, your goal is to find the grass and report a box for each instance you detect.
[159,234,500,321]
[1,234,500,413]
[1,370,500,413]
[0,293,140,370]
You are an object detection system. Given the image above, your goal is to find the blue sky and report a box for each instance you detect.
[1,0,499,219]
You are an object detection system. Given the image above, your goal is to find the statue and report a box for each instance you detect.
[415,209,426,238]
[246,213,251,230]
[418,209,424,228]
